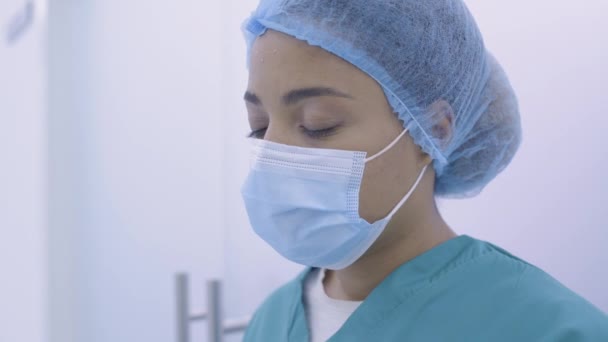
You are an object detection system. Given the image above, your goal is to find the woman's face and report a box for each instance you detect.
[245,29,431,223]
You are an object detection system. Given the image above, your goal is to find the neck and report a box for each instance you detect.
[323,201,456,301]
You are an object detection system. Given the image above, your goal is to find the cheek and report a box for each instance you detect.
[357,146,418,223]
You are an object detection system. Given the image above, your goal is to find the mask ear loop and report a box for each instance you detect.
[363,127,428,219]
[386,164,428,219]
[365,128,410,163]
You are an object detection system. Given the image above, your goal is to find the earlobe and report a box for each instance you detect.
[428,99,454,148]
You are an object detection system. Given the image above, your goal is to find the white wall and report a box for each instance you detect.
[48,1,225,341]
[0,1,47,341]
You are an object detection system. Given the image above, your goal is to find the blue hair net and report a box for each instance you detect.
[241,0,522,198]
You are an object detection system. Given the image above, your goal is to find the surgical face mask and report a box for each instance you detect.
[240,128,428,270]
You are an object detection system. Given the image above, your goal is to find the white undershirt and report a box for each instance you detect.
[303,268,363,342]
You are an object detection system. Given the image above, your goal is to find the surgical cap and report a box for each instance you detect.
[241,0,522,198]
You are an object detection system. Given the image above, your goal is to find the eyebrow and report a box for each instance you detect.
[244,87,354,106]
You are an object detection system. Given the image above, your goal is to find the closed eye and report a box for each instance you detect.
[300,126,338,139]
[247,128,267,139]
[247,126,339,139]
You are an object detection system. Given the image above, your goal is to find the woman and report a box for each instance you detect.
[238,0,608,341]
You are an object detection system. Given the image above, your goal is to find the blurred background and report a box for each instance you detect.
[1,0,606,341]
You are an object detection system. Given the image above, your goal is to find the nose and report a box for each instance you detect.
[263,122,294,146]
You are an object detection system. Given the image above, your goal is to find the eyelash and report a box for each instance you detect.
[300,126,337,138]
[247,128,267,139]
[247,126,338,139]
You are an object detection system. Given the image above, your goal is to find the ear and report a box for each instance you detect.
[427,99,454,148]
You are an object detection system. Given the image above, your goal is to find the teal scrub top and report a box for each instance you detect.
[243,235,608,341]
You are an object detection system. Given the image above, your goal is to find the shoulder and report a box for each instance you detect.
[511,262,608,340]
[472,240,608,340]
[252,276,300,317]
[243,268,310,341]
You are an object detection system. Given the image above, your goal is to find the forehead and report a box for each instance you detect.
[251,30,337,65]
[248,29,377,97]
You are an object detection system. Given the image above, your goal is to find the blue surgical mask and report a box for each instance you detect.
[240,128,428,270]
